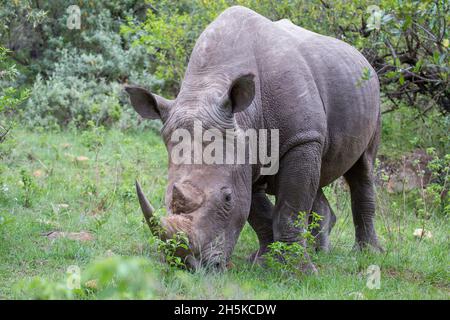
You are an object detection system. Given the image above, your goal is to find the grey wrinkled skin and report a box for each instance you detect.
[126,6,383,272]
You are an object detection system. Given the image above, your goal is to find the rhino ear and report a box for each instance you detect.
[125,85,172,121]
[227,73,255,113]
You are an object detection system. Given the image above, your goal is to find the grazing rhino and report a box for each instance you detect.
[126,6,382,272]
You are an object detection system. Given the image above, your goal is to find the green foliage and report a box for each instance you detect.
[121,0,224,94]
[149,231,190,268]
[142,206,190,268]
[295,211,323,246]
[264,241,307,277]
[121,0,225,95]
[413,148,449,218]
[16,277,77,300]
[0,212,14,234]
[19,169,38,208]
[264,211,322,277]
[0,46,29,142]
[81,121,105,153]
[25,75,118,129]
[16,256,164,299]
[1,1,163,129]
[380,103,449,158]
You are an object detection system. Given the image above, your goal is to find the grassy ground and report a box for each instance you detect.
[0,128,448,299]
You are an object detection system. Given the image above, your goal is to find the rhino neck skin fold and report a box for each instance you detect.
[126,6,382,271]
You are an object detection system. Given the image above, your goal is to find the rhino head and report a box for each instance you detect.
[125,73,256,270]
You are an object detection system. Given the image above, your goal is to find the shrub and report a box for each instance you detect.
[22,37,163,128]
[415,148,450,217]
[1,1,163,129]
[24,54,162,130]
[25,75,120,129]
[0,46,29,141]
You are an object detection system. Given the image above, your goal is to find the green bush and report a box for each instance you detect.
[22,36,163,129]
[0,46,29,141]
[1,1,164,129]
[25,75,119,129]
[416,149,449,217]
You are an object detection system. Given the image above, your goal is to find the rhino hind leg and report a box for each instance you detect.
[344,136,383,252]
[247,186,274,263]
[310,189,336,252]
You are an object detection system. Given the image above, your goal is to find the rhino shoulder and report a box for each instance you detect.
[217,5,263,22]
[274,19,330,43]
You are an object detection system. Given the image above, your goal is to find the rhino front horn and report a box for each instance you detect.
[135,180,165,238]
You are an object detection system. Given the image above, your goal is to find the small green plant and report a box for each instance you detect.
[81,121,105,156]
[410,148,449,219]
[81,121,105,191]
[119,186,135,219]
[0,212,14,234]
[264,211,322,276]
[19,169,37,208]
[355,67,372,88]
[264,241,307,276]
[149,231,190,269]
[298,211,323,246]
[91,212,112,233]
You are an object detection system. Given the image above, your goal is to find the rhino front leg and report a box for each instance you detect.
[247,185,274,263]
[311,189,336,252]
[272,142,322,274]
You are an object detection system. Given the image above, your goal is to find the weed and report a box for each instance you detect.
[264,211,322,277]
[19,169,37,208]
[149,232,190,269]
[0,212,14,233]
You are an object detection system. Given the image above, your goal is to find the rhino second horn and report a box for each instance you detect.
[135,180,161,237]
[171,182,204,214]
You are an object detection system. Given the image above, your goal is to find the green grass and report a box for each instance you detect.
[0,128,448,299]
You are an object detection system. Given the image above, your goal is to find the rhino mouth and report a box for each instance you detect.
[185,252,226,271]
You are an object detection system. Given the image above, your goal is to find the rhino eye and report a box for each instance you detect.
[221,187,232,203]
